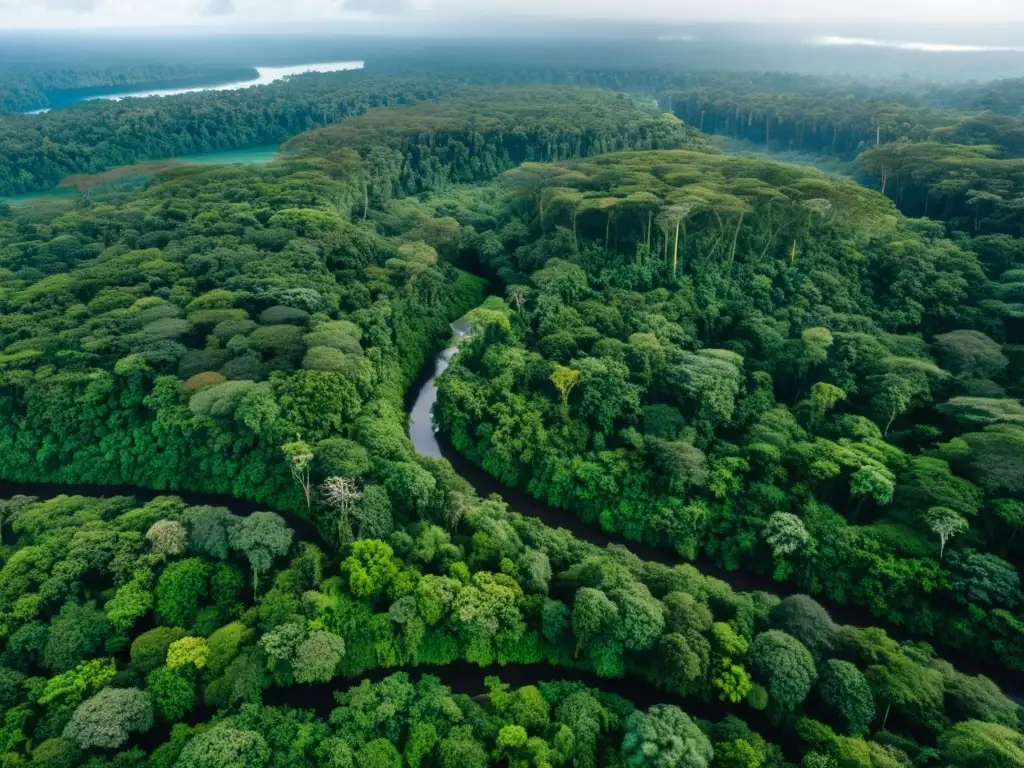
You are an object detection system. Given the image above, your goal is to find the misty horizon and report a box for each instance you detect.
[5,0,1024,31]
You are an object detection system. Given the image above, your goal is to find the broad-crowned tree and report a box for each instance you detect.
[228,512,293,590]
[621,705,713,768]
[63,688,153,750]
[748,630,817,711]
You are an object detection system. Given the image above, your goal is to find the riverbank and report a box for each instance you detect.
[406,326,1024,699]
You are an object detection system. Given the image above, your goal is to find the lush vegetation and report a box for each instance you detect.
[0,152,480,516]
[282,88,707,207]
[434,149,1024,670]
[0,65,259,115]
[2,59,1024,768]
[1,488,1019,767]
[0,72,450,196]
[658,75,1024,235]
[0,87,700,519]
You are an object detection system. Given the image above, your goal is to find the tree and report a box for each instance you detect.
[184,506,237,560]
[818,660,874,735]
[44,602,110,674]
[322,476,362,546]
[933,330,1008,379]
[533,259,590,304]
[769,596,838,661]
[659,202,697,278]
[155,558,208,628]
[27,738,80,767]
[489,680,551,731]
[866,654,944,731]
[0,496,29,541]
[63,688,153,750]
[966,190,1004,232]
[923,506,969,559]
[294,630,345,683]
[146,520,187,561]
[259,621,307,686]
[748,630,817,710]
[804,383,847,429]
[550,365,581,411]
[507,284,529,315]
[206,622,251,676]
[940,720,1024,768]
[317,737,356,768]
[353,485,394,540]
[315,438,371,478]
[945,549,1020,608]
[147,666,196,721]
[872,375,914,435]
[762,512,810,557]
[943,669,1021,729]
[167,637,209,669]
[574,356,641,433]
[438,734,488,768]
[993,499,1024,543]
[801,328,834,372]
[176,724,269,768]
[38,659,115,710]
[384,462,437,516]
[646,439,708,492]
[105,570,154,632]
[572,588,619,651]
[546,187,586,248]
[949,425,1024,493]
[282,439,315,513]
[228,512,293,590]
[621,705,713,768]
[130,627,188,675]
[518,549,553,595]
[850,465,895,507]
[342,540,400,600]
[356,738,402,768]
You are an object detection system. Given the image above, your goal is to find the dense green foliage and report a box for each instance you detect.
[1,489,1018,766]
[283,88,708,207]
[0,145,482,515]
[434,149,1024,669]
[3,63,1024,767]
[0,65,258,115]
[0,86,700,526]
[659,75,1024,235]
[0,72,450,196]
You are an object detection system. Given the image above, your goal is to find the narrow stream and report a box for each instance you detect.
[0,481,795,750]
[129,661,798,761]
[408,319,472,459]
[406,327,1024,702]
[264,661,799,758]
[0,328,1020,708]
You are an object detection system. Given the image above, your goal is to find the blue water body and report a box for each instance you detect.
[19,61,364,114]
[87,61,364,102]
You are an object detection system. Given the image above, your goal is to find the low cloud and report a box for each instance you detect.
[44,0,100,11]
[341,0,412,13]
[204,0,234,14]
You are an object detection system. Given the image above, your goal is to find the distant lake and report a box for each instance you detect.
[1,144,280,208]
[87,61,364,102]
[19,61,364,114]
[1,188,78,208]
[168,145,280,165]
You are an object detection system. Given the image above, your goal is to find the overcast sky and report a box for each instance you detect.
[3,0,1024,29]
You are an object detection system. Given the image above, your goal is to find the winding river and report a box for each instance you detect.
[128,661,796,759]
[0,326,1021,710]
[407,322,1024,701]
